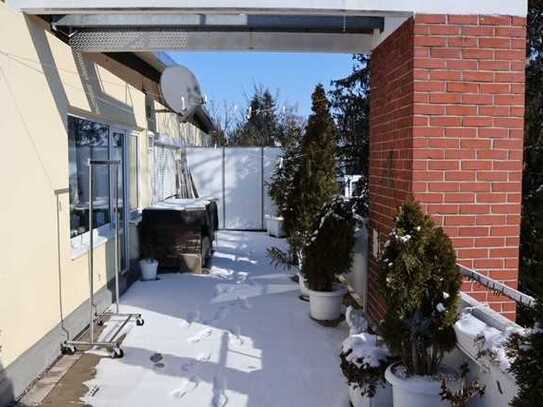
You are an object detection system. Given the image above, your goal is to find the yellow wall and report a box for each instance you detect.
[0,4,209,369]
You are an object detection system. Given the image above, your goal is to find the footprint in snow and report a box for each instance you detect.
[212,375,228,407]
[171,376,200,399]
[236,296,252,310]
[181,359,196,372]
[187,328,213,344]
[236,272,248,284]
[181,309,200,327]
[228,327,244,346]
[213,306,230,322]
[150,353,163,363]
[198,352,211,362]
[215,285,234,295]
[181,352,211,372]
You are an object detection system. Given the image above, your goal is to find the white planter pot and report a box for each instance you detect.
[349,382,393,407]
[298,272,311,298]
[140,259,158,281]
[266,216,286,238]
[385,363,457,407]
[308,285,347,321]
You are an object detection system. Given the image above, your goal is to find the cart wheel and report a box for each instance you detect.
[112,347,124,359]
[96,319,104,327]
[136,317,145,326]
[61,343,77,355]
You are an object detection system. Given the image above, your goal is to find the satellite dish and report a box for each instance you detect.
[160,65,203,114]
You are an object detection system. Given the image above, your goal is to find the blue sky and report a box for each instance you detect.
[168,52,354,118]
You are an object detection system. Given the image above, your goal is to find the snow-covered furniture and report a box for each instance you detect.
[141,197,219,273]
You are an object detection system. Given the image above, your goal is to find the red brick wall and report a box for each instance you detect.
[368,14,526,321]
[368,18,415,320]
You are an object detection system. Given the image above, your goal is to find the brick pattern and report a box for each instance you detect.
[368,18,415,320]
[368,14,526,321]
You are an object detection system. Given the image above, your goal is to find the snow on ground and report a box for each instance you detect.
[82,231,349,407]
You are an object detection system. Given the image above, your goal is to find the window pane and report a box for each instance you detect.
[112,132,126,270]
[129,136,138,210]
[68,116,110,238]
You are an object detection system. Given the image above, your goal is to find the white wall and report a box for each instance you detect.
[186,147,281,230]
[224,148,263,230]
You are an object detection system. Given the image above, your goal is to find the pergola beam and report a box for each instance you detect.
[52,14,385,33]
[68,29,376,53]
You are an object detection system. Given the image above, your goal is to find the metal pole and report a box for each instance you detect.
[88,159,94,344]
[114,163,120,314]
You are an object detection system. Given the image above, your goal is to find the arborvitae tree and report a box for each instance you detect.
[268,85,339,270]
[267,125,304,267]
[379,201,462,376]
[507,296,543,407]
[293,84,339,251]
[303,196,355,291]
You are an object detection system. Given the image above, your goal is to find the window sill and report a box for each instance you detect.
[70,224,115,260]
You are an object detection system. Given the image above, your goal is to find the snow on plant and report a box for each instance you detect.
[470,319,526,372]
[268,85,338,273]
[440,363,486,407]
[506,296,543,407]
[340,331,394,398]
[303,195,356,292]
[379,200,462,376]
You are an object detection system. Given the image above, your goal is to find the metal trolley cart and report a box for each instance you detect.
[61,159,144,358]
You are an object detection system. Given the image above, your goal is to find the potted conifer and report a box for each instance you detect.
[341,330,394,407]
[506,294,543,407]
[304,196,355,321]
[379,201,462,407]
[268,84,338,301]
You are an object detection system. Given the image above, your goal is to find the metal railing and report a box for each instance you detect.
[459,264,536,308]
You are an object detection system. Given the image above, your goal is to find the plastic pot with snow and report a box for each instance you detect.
[138,221,159,280]
[139,258,158,281]
[340,331,394,407]
[385,363,459,407]
[303,196,356,322]
[378,201,463,406]
[265,215,286,238]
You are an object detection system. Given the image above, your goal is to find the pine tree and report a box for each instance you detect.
[330,54,371,215]
[232,87,282,146]
[520,0,543,323]
[379,201,462,376]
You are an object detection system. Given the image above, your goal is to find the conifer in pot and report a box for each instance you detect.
[379,200,462,406]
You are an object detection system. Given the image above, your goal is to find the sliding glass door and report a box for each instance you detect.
[112,128,129,273]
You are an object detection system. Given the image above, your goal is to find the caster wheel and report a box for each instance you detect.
[112,347,124,359]
[136,318,144,326]
[96,319,104,327]
[61,344,76,355]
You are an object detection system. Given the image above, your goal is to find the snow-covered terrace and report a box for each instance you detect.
[23,230,529,407]
[77,231,349,407]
